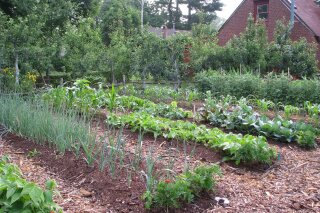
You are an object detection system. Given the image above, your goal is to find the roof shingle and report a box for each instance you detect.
[283,0,320,36]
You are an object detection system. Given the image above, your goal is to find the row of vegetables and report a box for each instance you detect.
[37,82,320,209]
[42,81,318,163]
[200,95,319,148]
[107,112,277,165]
[42,80,191,120]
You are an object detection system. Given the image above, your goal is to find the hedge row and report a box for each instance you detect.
[195,70,320,105]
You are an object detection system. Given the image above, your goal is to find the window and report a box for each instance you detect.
[257,4,269,20]
[254,1,269,21]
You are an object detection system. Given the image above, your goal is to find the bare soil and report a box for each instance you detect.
[0,126,319,213]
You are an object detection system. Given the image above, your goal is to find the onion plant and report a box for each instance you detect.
[0,94,96,163]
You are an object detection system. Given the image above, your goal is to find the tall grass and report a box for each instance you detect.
[0,94,96,162]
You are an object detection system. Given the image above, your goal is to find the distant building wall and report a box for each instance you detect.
[218,0,320,64]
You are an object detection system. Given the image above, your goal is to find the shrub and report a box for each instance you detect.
[0,157,62,212]
[200,16,318,78]
[297,131,317,149]
[143,165,221,209]
[195,70,320,105]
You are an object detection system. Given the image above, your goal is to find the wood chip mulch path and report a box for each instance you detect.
[0,132,319,213]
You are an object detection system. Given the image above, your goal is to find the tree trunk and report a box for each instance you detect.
[142,66,147,93]
[141,0,144,31]
[188,2,192,30]
[123,74,126,95]
[15,54,19,85]
[168,0,173,28]
[174,59,180,92]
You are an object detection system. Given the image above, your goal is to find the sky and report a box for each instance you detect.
[216,0,243,19]
[149,0,244,20]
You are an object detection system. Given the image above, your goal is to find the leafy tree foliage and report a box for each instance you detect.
[71,0,101,17]
[100,0,140,45]
[132,31,167,86]
[144,0,223,30]
[0,0,106,84]
[183,0,223,29]
[105,30,134,82]
[62,18,106,77]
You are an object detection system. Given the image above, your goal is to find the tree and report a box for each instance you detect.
[132,31,167,88]
[182,0,223,30]
[143,0,184,29]
[3,13,43,85]
[71,0,101,17]
[166,33,192,90]
[0,11,7,70]
[267,20,317,77]
[190,23,219,72]
[224,14,268,72]
[100,0,140,45]
[105,30,134,83]
[62,18,106,78]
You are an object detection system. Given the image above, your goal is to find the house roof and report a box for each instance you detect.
[219,0,320,37]
[282,0,320,37]
[218,0,247,32]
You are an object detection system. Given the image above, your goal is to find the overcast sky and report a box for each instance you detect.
[216,0,243,19]
[149,0,243,20]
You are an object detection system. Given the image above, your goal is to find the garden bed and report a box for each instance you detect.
[1,126,319,212]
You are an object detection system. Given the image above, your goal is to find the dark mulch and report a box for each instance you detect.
[1,129,224,213]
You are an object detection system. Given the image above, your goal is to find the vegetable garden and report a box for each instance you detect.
[0,79,319,212]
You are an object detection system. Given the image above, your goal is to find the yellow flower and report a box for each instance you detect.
[26,71,38,83]
[2,67,14,76]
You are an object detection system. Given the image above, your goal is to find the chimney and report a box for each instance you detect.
[162,25,168,39]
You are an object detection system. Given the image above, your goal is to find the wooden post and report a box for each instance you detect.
[15,54,19,85]
[123,74,126,95]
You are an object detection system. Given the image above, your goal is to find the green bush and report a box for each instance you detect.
[0,157,61,212]
[199,16,318,78]
[195,70,320,105]
[143,165,221,209]
[297,131,317,149]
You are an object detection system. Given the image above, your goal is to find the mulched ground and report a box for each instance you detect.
[0,125,319,212]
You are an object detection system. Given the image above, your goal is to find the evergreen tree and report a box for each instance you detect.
[182,0,223,30]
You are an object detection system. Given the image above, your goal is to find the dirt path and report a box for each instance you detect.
[1,129,319,213]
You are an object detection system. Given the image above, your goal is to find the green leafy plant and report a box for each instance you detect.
[27,149,40,158]
[0,157,62,212]
[296,130,317,149]
[256,99,275,112]
[107,84,117,113]
[143,164,221,210]
[284,105,300,119]
[107,112,276,164]
[201,95,318,148]
[195,70,320,106]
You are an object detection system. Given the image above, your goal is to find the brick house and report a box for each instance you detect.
[218,0,320,64]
